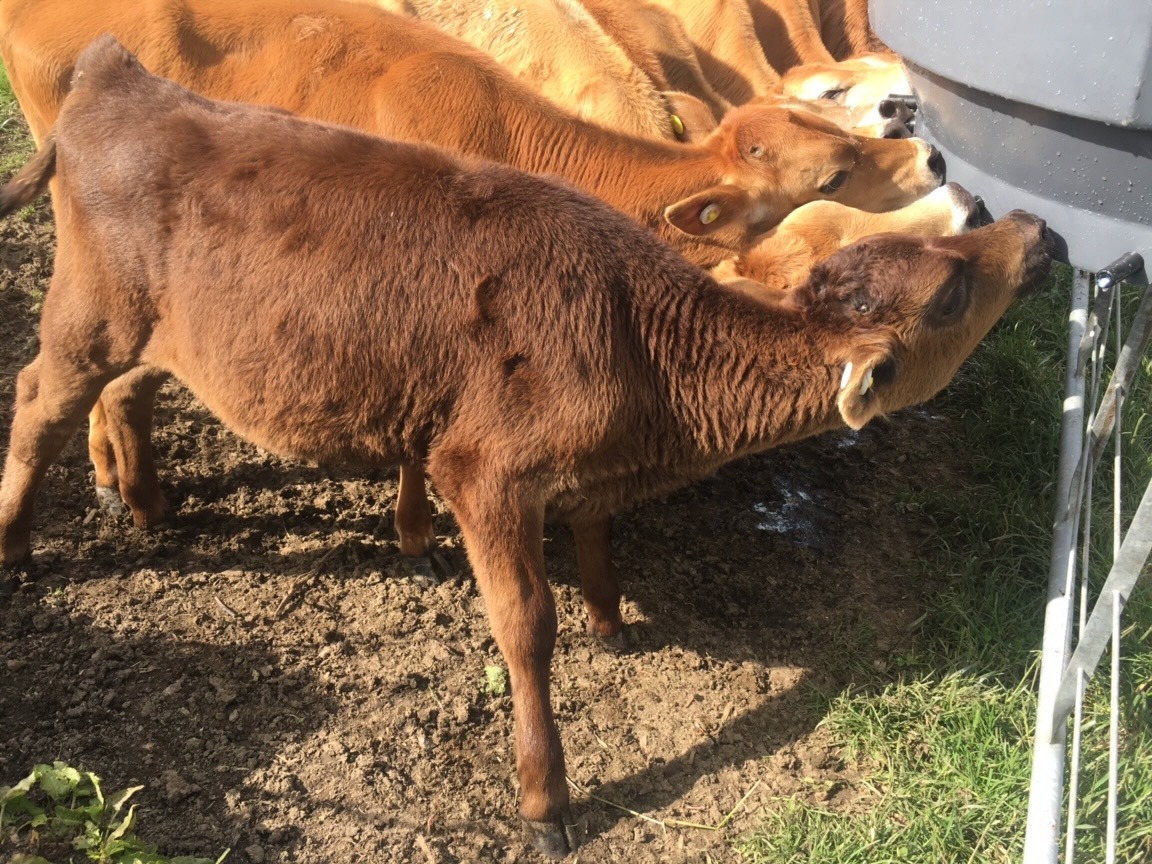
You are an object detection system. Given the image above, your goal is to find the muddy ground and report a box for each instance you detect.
[0,137,972,863]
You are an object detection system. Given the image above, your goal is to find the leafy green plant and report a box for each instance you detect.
[483,664,509,697]
[0,762,229,864]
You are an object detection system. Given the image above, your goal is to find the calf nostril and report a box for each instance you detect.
[878,99,897,119]
[927,146,946,180]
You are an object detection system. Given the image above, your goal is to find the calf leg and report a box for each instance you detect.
[88,398,124,514]
[394,463,436,556]
[444,477,574,857]
[100,367,170,528]
[0,355,115,564]
[572,516,623,639]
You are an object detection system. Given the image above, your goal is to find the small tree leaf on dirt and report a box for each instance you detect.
[483,665,509,697]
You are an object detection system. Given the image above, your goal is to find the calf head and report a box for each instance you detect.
[748,91,909,140]
[665,104,943,244]
[712,182,983,294]
[796,211,1054,429]
[781,53,915,138]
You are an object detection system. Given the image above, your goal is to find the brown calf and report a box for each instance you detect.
[367,0,718,141]
[0,38,1050,858]
[748,0,837,71]
[780,52,914,134]
[639,0,784,103]
[580,0,735,121]
[816,0,889,59]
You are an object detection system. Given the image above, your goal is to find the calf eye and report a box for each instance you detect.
[937,286,964,317]
[819,171,850,194]
[749,144,764,158]
[819,88,847,101]
[927,273,971,326]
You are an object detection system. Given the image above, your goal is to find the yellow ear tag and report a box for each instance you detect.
[860,367,874,395]
[699,203,721,225]
[671,113,685,138]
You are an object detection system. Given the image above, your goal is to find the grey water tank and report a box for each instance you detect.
[871,0,1152,283]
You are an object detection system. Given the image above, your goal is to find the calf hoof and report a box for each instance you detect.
[597,625,633,654]
[130,498,170,530]
[391,552,451,588]
[0,571,19,597]
[524,817,578,859]
[95,485,126,517]
[0,560,35,597]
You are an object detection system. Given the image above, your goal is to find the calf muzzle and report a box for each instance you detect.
[1004,210,1056,293]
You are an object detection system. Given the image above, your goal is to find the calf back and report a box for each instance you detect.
[50,45,689,478]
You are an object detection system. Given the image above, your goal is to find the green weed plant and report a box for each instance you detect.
[1,762,229,864]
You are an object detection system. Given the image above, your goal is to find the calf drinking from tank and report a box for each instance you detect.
[0,37,1052,858]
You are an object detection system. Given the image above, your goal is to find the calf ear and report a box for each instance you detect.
[665,185,763,237]
[662,91,719,142]
[837,347,896,429]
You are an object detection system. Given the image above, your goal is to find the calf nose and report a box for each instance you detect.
[927,146,946,181]
[1005,210,1055,288]
[881,118,911,138]
[944,183,982,231]
[972,195,994,227]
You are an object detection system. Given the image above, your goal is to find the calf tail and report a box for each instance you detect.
[0,133,56,219]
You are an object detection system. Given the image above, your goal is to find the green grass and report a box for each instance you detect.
[0,62,41,225]
[1,60,14,106]
[738,267,1152,864]
[0,61,35,177]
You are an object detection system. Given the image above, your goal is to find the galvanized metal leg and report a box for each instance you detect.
[1024,261,1152,864]
[1022,270,1091,864]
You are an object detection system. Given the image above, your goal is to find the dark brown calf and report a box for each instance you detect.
[0,38,1052,858]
